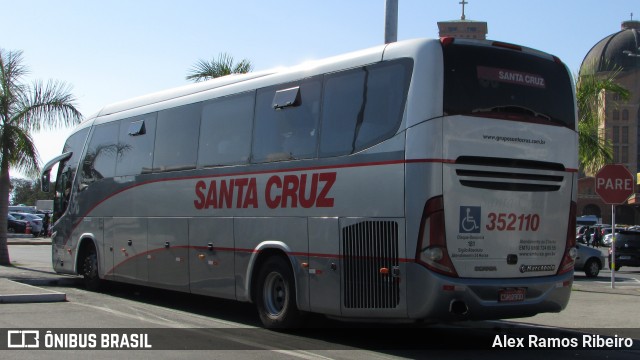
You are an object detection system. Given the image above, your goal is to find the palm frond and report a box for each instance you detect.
[0,48,83,179]
[186,52,253,82]
[12,79,83,132]
[575,59,630,174]
[233,58,253,74]
[0,48,29,124]
[0,48,29,91]
[0,123,39,177]
[578,119,612,174]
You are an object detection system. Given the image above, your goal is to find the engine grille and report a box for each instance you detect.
[455,156,566,192]
[342,220,400,309]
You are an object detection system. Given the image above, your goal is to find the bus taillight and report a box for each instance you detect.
[552,55,564,65]
[416,196,458,277]
[491,41,522,51]
[557,201,578,275]
[440,36,455,46]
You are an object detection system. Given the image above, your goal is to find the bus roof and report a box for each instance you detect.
[88,41,401,121]
[95,70,275,118]
[79,37,565,130]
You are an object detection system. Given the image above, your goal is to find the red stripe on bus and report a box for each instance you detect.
[105,246,416,275]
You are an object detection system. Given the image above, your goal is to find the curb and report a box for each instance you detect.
[572,287,640,296]
[0,278,66,303]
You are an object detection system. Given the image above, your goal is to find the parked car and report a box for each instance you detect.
[7,214,28,234]
[9,212,42,237]
[602,227,626,247]
[574,243,605,277]
[608,230,640,271]
[8,205,37,214]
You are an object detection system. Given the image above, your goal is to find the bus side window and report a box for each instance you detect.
[116,113,157,176]
[198,92,254,167]
[353,60,411,152]
[80,122,119,188]
[252,77,321,163]
[319,68,366,157]
[319,59,412,157]
[153,103,201,172]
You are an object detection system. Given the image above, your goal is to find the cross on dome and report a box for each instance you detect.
[460,0,468,20]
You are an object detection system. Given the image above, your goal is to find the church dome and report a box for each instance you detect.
[581,20,640,74]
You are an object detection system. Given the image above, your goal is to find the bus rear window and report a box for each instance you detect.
[443,43,575,129]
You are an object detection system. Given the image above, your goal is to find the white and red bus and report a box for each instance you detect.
[42,37,577,328]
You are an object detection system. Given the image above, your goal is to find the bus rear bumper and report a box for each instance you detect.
[407,264,573,322]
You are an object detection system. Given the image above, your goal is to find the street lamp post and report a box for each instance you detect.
[384,0,398,44]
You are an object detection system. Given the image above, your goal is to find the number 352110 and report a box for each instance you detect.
[485,213,540,231]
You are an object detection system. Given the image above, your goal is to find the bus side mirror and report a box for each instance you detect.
[41,171,50,192]
[40,151,73,193]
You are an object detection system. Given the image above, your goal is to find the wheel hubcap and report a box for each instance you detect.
[264,272,286,316]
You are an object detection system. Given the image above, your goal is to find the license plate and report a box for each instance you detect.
[499,288,526,302]
[620,256,631,260]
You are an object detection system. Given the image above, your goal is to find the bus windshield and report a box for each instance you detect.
[442,42,575,130]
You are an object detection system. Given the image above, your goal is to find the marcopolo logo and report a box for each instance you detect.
[519,264,556,273]
[459,206,481,233]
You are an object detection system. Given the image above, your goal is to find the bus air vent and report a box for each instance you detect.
[456,156,565,171]
[342,220,400,309]
[455,156,565,192]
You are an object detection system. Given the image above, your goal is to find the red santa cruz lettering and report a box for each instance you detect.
[266,172,336,209]
[194,172,336,210]
[194,177,258,209]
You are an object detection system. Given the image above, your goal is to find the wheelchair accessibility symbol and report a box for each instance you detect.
[459,206,481,233]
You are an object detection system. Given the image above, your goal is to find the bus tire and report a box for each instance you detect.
[81,243,101,291]
[255,256,304,329]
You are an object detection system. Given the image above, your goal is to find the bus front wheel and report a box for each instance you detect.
[81,243,101,291]
[255,256,304,329]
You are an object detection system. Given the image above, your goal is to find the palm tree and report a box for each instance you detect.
[186,52,253,82]
[576,61,630,175]
[0,48,83,266]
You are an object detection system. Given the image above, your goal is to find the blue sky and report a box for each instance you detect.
[2,0,638,178]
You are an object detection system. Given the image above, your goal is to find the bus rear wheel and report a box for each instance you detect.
[255,256,304,329]
[81,244,101,291]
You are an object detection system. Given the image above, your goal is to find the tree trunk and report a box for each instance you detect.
[0,145,12,266]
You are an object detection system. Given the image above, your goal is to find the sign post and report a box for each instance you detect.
[595,164,635,288]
